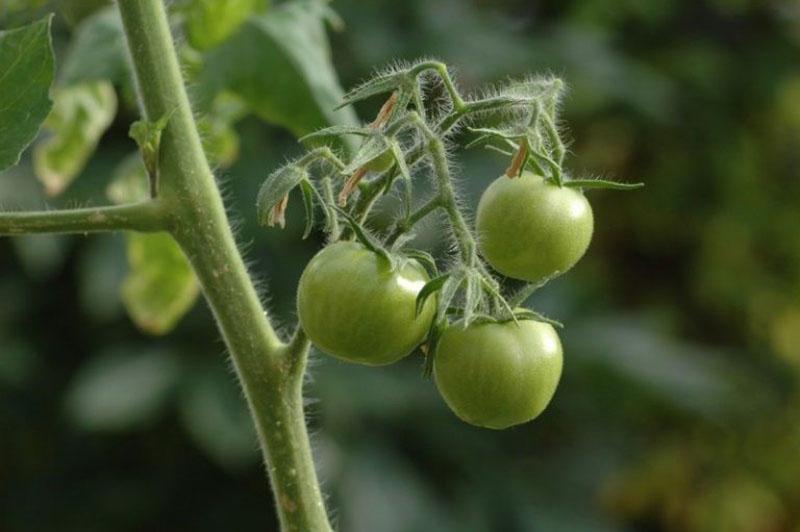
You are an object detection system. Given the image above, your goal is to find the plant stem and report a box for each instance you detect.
[116,1,331,531]
[386,195,442,244]
[428,136,477,263]
[0,201,166,235]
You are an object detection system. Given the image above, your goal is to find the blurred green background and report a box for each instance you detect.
[2,0,800,530]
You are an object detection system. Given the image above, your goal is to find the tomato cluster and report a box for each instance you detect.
[294,169,596,429]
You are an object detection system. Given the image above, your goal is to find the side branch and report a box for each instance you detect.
[0,201,167,236]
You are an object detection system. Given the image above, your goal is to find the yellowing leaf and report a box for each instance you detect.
[122,233,200,335]
[33,80,117,196]
[184,0,268,51]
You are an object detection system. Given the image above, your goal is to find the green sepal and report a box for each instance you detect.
[421,319,446,379]
[299,124,373,143]
[256,163,308,226]
[298,179,316,239]
[511,308,563,328]
[402,249,438,278]
[415,273,449,317]
[390,139,413,219]
[341,134,391,175]
[332,206,393,266]
[478,274,517,325]
[335,71,412,110]
[436,270,466,324]
[461,273,485,327]
[564,179,645,190]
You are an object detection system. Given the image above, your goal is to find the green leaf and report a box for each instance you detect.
[564,179,645,190]
[184,0,268,51]
[0,16,55,172]
[299,179,316,239]
[106,152,149,205]
[129,109,174,186]
[121,233,200,335]
[256,163,308,226]
[60,7,129,86]
[200,0,357,146]
[33,80,117,196]
[64,348,181,432]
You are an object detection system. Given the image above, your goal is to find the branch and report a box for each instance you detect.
[0,201,167,235]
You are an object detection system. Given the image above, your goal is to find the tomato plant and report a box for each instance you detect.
[0,2,642,530]
[297,241,435,366]
[434,317,563,429]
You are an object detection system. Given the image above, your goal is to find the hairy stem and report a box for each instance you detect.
[116,1,331,530]
[0,201,166,235]
[386,195,442,244]
[428,136,477,263]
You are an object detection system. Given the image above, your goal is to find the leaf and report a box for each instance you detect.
[33,80,117,196]
[437,271,465,322]
[564,179,645,190]
[64,348,181,432]
[416,273,449,316]
[183,0,268,51]
[121,233,200,335]
[198,92,246,167]
[178,365,258,469]
[60,7,129,86]
[129,109,174,186]
[299,179,316,239]
[106,152,149,205]
[200,0,358,147]
[0,16,55,172]
[256,163,308,226]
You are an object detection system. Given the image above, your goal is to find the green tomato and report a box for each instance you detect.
[297,241,435,366]
[434,318,563,429]
[476,172,594,282]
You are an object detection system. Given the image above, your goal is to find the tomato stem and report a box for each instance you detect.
[115,1,333,530]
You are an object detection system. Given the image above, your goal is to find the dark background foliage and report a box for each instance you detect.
[2,0,799,530]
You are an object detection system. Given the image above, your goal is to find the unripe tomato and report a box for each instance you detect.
[297,242,435,366]
[476,172,593,282]
[434,318,563,429]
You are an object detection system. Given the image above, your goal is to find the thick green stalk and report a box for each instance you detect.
[115,1,332,530]
[0,201,166,235]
